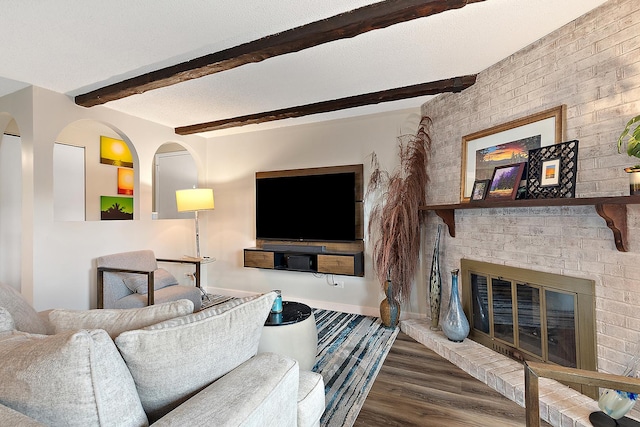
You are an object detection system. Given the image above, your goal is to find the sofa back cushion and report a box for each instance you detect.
[115,291,276,422]
[0,282,47,334]
[0,329,148,427]
[0,307,15,332]
[49,298,194,339]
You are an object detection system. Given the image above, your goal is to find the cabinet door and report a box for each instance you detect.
[318,255,354,276]
[244,250,274,269]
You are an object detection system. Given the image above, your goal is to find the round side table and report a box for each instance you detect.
[258,301,318,371]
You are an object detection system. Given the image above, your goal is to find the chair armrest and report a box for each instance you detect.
[156,258,200,265]
[97,267,155,308]
[156,259,205,289]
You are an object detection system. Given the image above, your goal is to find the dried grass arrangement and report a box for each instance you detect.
[366,115,432,303]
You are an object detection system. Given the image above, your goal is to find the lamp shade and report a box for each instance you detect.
[176,188,214,212]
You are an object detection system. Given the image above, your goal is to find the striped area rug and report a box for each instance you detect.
[312,309,399,427]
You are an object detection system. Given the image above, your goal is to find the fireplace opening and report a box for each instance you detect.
[460,259,597,398]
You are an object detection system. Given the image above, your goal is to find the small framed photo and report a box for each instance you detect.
[486,163,526,201]
[540,158,561,187]
[471,179,490,201]
[527,140,579,199]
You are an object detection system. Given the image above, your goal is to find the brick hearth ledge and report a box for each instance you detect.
[401,319,640,427]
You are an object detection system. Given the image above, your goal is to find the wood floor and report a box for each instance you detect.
[355,332,551,427]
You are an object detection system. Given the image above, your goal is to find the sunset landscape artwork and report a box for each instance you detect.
[475,135,541,182]
[486,163,526,200]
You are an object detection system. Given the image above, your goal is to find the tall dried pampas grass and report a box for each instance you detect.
[366,115,432,303]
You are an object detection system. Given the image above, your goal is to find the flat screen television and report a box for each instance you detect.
[255,165,363,242]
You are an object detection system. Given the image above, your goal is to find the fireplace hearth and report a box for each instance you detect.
[460,259,597,398]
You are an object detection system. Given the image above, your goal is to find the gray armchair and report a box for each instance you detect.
[96,250,202,310]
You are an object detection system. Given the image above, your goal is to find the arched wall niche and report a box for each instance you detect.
[153,141,199,219]
[0,114,22,291]
[54,119,139,221]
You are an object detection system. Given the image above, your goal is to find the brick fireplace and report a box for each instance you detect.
[418,0,640,399]
[459,259,597,398]
[403,0,640,424]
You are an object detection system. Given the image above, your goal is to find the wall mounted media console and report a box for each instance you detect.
[244,245,364,277]
[244,164,365,277]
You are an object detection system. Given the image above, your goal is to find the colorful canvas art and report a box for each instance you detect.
[100,196,133,220]
[117,168,134,195]
[100,136,133,168]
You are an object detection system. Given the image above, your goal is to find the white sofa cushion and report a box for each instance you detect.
[0,329,148,427]
[115,291,277,422]
[0,307,15,332]
[297,370,326,427]
[123,268,178,294]
[0,283,48,334]
[48,298,194,339]
[153,352,299,427]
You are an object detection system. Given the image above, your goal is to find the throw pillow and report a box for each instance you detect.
[123,268,178,294]
[0,307,15,332]
[0,283,48,334]
[49,298,195,339]
[0,329,148,427]
[115,291,277,422]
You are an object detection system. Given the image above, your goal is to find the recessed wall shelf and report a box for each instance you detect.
[419,196,640,252]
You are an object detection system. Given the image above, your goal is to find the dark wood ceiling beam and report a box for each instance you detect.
[75,0,482,107]
[175,74,476,135]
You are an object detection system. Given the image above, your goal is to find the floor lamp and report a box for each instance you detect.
[176,188,214,259]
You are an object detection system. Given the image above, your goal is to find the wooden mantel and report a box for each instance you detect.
[420,196,640,252]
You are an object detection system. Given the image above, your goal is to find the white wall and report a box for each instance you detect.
[0,87,209,310]
[0,133,22,290]
[203,109,426,316]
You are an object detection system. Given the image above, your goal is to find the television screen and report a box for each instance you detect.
[256,172,357,242]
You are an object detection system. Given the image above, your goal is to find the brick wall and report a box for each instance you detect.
[420,0,640,376]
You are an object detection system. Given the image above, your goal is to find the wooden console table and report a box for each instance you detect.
[419,196,640,252]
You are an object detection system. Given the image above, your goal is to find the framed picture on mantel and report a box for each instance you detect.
[460,105,565,202]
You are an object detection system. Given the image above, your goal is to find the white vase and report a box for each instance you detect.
[627,169,640,195]
[598,388,638,420]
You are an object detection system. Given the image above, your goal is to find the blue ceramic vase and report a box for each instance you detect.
[441,269,470,342]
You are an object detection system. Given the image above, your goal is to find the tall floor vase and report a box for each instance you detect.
[429,224,442,330]
[380,278,400,328]
[441,269,470,342]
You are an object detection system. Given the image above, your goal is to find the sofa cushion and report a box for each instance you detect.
[0,329,148,427]
[115,291,277,422]
[123,268,178,294]
[152,352,299,427]
[202,293,261,314]
[0,403,47,426]
[0,283,48,334]
[0,307,15,332]
[297,370,326,427]
[48,298,194,339]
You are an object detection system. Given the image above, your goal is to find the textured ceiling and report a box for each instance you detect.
[0,0,609,136]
